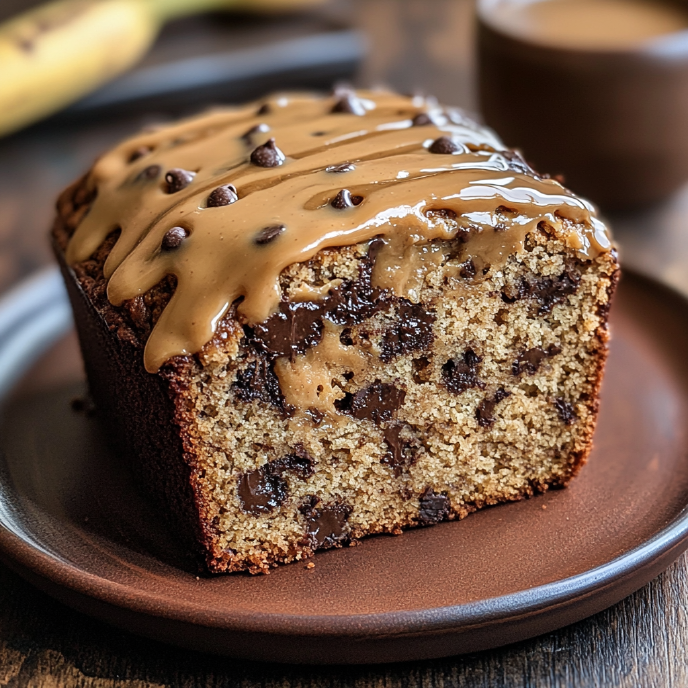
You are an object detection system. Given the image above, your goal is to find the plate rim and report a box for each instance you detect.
[2,267,688,648]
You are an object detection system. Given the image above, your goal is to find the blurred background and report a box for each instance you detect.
[2,0,688,298]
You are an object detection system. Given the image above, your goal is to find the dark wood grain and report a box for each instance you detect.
[1,0,688,685]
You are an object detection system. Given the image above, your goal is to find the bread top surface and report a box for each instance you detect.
[63,89,613,372]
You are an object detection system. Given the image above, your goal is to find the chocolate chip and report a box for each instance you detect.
[300,499,352,549]
[252,301,324,358]
[331,93,366,116]
[165,168,195,193]
[382,424,419,476]
[335,380,406,425]
[237,447,313,516]
[271,445,315,479]
[412,357,432,384]
[412,112,434,126]
[233,357,285,409]
[380,301,435,362]
[554,398,578,425]
[331,189,363,209]
[442,348,484,395]
[429,136,461,154]
[425,208,457,222]
[383,425,405,476]
[307,408,324,425]
[255,224,285,245]
[257,103,271,115]
[339,328,355,346]
[135,165,161,181]
[161,226,189,251]
[418,488,450,525]
[494,387,511,403]
[250,240,388,360]
[238,467,287,515]
[512,345,560,376]
[325,239,389,326]
[476,387,511,427]
[326,163,356,173]
[459,259,476,279]
[250,138,285,168]
[241,122,270,143]
[501,264,582,314]
[207,184,238,207]
[129,146,152,162]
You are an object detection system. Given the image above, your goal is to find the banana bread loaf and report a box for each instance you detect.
[52,89,619,574]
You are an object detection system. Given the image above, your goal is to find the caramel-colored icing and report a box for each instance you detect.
[66,90,612,373]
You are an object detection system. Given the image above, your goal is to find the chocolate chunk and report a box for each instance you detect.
[307,408,324,425]
[459,259,476,279]
[425,208,457,221]
[238,448,313,516]
[534,267,581,314]
[554,398,578,425]
[251,301,324,358]
[442,348,484,394]
[331,93,366,116]
[325,239,388,326]
[339,327,355,346]
[326,163,355,173]
[380,301,436,362]
[257,103,271,115]
[382,423,419,476]
[412,357,432,384]
[335,380,406,425]
[238,467,287,515]
[300,499,352,549]
[255,224,285,245]
[250,138,285,168]
[129,146,152,162]
[418,488,450,525]
[331,189,363,209]
[513,345,560,376]
[161,226,189,251]
[249,239,387,360]
[429,136,460,154]
[412,112,434,126]
[233,358,285,408]
[135,165,161,181]
[241,122,270,143]
[501,264,582,314]
[476,387,511,427]
[494,387,511,403]
[207,184,238,207]
[165,168,195,193]
[272,445,315,479]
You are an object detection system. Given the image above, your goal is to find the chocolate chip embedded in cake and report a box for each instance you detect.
[51,89,619,574]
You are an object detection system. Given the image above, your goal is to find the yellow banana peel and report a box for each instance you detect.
[0,0,325,138]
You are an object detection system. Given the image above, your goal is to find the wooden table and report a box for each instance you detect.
[2,1,688,685]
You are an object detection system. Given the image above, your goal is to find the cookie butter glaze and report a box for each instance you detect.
[66,89,612,372]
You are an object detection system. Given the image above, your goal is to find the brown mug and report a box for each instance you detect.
[477,0,688,210]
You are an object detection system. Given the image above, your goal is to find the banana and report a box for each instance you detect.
[0,0,324,138]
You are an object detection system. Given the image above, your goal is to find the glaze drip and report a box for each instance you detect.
[66,90,612,372]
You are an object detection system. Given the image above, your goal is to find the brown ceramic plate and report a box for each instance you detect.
[1,268,688,665]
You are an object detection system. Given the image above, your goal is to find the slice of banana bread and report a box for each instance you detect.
[52,89,619,574]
